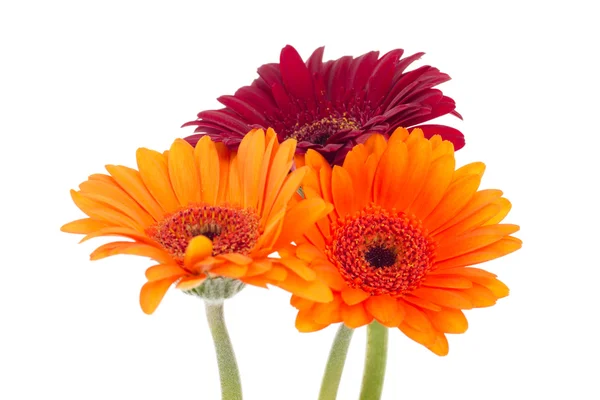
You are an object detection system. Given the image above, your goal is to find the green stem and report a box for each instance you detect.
[358,321,388,400]
[205,301,243,400]
[318,324,355,400]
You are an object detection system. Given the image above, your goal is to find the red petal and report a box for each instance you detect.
[217,95,269,126]
[280,45,315,102]
[365,49,403,105]
[414,124,465,150]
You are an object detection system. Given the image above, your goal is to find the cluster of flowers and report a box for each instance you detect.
[63,45,520,359]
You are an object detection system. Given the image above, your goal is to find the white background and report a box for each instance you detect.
[1,1,598,399]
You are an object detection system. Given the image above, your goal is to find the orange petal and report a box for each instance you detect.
[214,142,231,204]
[425,308,468,333]
[296,243,327,263]
[373,141,408,210]
[341,302,373,328]
[217,253,253,265]
[388,127,410,144]
[468,277,509,298]
[402,295,442,312]
[290,295,315,311]
[453,161,485,181]
[432,189,503,234]
[245,259,272,277]
[139,275,180,314]
[331,166,356,217]
[436,224,520,261]
[341,287,370,305]
[398,323,436,348]
[296,308,328,332]
[461,284,498,307]
[400,301,433,331]
[395,137,432,211]
[430,267,497,279]
[145,264,188,281]
[427,331,449,356]
[61,218,111,234]
[262,265,288,281]
[210,263,248,278]
[136,148,179,213]
[342,144,369,210]
[184,236,213,268]
[240,276,269,288]
[364,133,388,156]
[175,276,207,290]
[314,262,347,292]
[410,287,473,309]
[70,190,141,231]
[79,226,155,245]
[79,179,155,226]
[365,295,405,327]
[407,154,455,220]
[104,165,165,222]
[272,197,333,249]
[168,139,201,206]
[227,154,242,205]
[433,203,502,241]
[484,197,512,226]
[262,138,295,218]
[266,166,307,223]
[423,174,482,232]
[422,275,473,289]
[237,129,266,209]
[435,237,522,269]
[313,294,343,325]
[277,271,333,302]
[277,257,317,281]
[90,241,173,264]
[194,136,220,205]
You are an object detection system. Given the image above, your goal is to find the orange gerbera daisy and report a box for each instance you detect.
[62,128,334,314]
[284,128,521,355]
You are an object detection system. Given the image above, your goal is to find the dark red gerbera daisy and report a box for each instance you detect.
[183,45,464,165]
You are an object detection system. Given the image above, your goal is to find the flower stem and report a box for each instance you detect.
[318,324,354,400]
[358,321,388,400]
[205,300,243,400]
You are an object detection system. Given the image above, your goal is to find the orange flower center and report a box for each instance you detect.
[146,205,260,262]
[326,205,436,296]
[288,115,360,145]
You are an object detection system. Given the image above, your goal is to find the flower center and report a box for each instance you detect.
[287,115,360,145]
[326,205,436,296]
[146,205,260,263]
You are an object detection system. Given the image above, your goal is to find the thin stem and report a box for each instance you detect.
[318,324,355,400]
[358,321,388,400]
[205,301,243,400]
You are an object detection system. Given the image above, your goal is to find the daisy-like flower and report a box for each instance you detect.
[61,129,333,314]
[183,45,463,165]
[283,128,521,355]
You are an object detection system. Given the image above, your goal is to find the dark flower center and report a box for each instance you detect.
[287,115,360,144]
[365,245,397,268]
[326,205,437,296]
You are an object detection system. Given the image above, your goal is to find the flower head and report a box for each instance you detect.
[183,45,464,165]
[62,129,334,314]
[284,128,521,355]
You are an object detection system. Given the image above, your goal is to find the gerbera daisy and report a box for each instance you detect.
[183,45,464,165]
[284,128,521,355]
[61,128,334,314]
